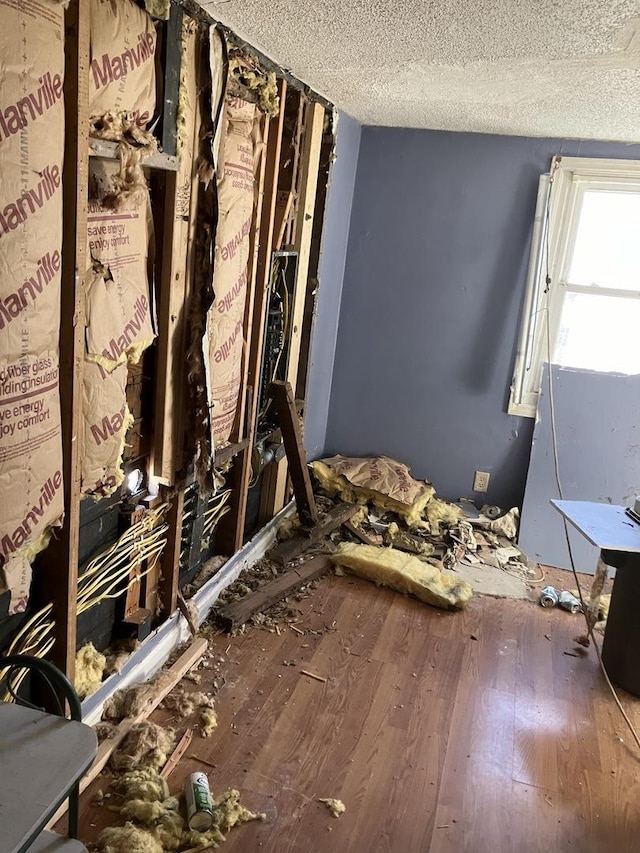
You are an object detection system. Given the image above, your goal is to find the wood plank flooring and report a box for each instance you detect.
[77,571,640,852]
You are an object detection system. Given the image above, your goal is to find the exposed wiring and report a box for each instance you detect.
[541,177,640,753]
[0,503,170,701]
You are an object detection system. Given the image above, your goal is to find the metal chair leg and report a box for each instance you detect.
[68,780,80,839]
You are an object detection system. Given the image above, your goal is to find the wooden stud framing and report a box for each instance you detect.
[153,19,200,485]
[260,100,325,523]
[158,488,184,618]
[269,380,318,527]
[37,0,90,681]
[215,80,288,554]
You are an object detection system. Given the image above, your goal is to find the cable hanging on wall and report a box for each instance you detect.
[0,503,170,701]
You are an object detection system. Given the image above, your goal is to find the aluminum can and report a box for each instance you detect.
[540,586,559,607]
[185,771,213,831]
[558,590,582,614]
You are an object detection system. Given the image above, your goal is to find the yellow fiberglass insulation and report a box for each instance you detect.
[180,790,265,848]
[96,823,163,853]
[143,0,170,19]
[110,722,176,773]
[201,708,218,737]
[310,457,435,530]
[112,767,170,803]
[319,797,346,817]
[98,777,264,852]
[74,642,106,699]
[425,498,462,534]
[331,543,472,610]
[162,687,214,716]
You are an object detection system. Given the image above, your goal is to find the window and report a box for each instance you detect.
[509,157,640,417]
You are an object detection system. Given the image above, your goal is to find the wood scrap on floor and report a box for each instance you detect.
[216,556,332,632]
[160,730,194,779]
[268,502,357,565]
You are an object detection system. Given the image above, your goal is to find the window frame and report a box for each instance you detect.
[509,156,640,418]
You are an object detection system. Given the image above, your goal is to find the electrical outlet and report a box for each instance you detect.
[473,471,490,492]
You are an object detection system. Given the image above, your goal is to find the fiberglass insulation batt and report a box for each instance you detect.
[331,543,473,609]
[0,0,66,614]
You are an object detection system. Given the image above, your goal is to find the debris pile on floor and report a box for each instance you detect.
[309,456,532,581]
[205,455,541,632]
[212,556,320,634]
[92,660,262,851]
[94,762,264,852]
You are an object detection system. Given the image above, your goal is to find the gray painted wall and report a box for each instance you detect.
[304,111,361,459]
[325,128,640,508]
[519,365,640,572]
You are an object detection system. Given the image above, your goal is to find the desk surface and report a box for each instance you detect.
[550,500,640,552]
[0,703,97,853]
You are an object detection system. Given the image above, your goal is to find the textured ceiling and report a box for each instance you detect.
[199,0,640,141]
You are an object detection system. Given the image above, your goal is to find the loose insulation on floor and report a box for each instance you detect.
[111,722,176,773]
[162,687,215,717]
[96,765,264,852]
[331,543,472,609]
[319,798,346,817]
[200,708,218,736]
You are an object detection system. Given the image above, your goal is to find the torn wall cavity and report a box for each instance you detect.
[185,26,227,489]
[0,0,66,614]
[82,160,155,498]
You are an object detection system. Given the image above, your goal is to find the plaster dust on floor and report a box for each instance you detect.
[199,0,640,141]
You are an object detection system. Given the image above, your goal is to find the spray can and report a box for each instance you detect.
[558,590,582,614]
[184,771,213,832]
[540,586,559,607]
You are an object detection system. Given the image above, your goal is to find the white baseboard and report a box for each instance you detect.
[81,502,293,726]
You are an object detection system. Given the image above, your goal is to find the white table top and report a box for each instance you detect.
[0,703,96,853]
[550,500,640,552]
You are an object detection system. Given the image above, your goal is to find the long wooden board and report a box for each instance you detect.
[269,380,318,527]
[215,80,288,554]
[268,502,357,566]
[153,18,199,484]
[216,556,332,631]
[38,0,90,681]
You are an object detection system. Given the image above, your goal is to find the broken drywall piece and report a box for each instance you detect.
[331,543,473,609]
[473,507,520,540]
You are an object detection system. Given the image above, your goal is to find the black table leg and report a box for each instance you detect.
[601,549,640,697]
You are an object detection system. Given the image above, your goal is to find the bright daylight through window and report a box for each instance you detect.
[509,157,640,417]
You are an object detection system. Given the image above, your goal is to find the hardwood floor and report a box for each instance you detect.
[78,572,640,852]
